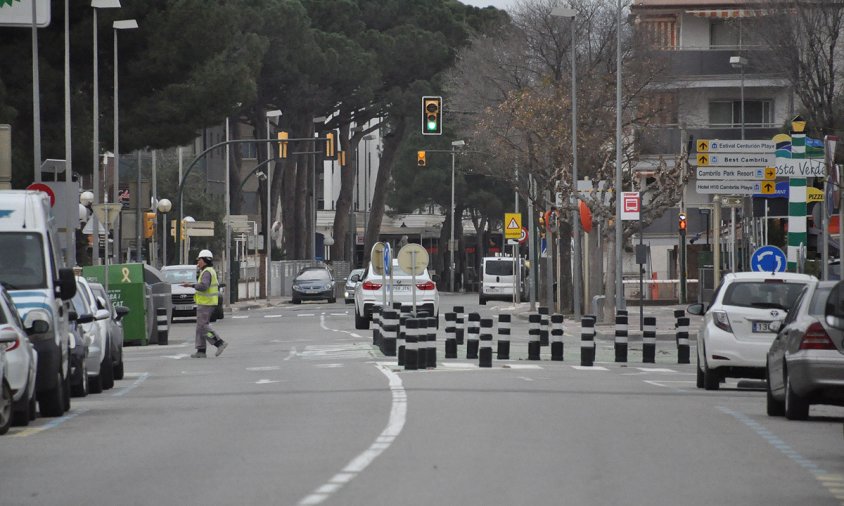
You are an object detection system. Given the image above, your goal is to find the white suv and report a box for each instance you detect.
[353,260,439,329]
[688,271,816,390]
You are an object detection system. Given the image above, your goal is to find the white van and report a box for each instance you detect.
[0,191,77,417]
[479,256,524,304]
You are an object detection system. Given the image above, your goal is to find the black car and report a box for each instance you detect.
[291,267,336,304]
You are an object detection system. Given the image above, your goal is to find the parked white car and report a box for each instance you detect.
[89,283,128,380]
[0,285,37,427]
[75,277,114,393]
[688,271,816,390]
[353,260,439,329]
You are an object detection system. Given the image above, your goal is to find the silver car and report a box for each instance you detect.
[0,286,37,427]
[344,269,365,304]
[89,283,128,381]
[768,280,844,419]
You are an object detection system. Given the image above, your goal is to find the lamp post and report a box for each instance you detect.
[615,0,624,311]
[363,134,376,246]
[313,116,327,260]
[731,55,748,271]
[157,198,171,268]
[450,140,465,293]
[90,0,121,265]
[265,110,282,301]
[112,18,137,263]
[551,7,581,318]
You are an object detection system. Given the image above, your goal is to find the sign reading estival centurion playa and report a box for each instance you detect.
[0,0,50,28]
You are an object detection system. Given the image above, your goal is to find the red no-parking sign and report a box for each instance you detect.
[26,183,56,207]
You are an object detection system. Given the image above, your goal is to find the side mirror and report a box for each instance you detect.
[77,313,94,324]
[825,281,844,329]
[57,268,76,301]
[24,310,51,335]
[769,320,783,333]
[25,319,50,336]
[95,309,111,321]
[350,274,361,283]
[115,306,129,321]
[687,303,706,316]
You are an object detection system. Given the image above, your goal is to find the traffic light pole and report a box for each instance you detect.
[679,226,687,305]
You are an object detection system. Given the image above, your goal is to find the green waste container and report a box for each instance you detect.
[83,263,150,346]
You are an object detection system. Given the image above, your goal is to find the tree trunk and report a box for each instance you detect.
[364,117,406,266]
[604,221,617,322]
[330,122,359,263]
[293,116,314,259]
[229,117,244,216]
[558,221,572,313]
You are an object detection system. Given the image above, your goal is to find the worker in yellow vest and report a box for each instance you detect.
[182,249,228,358]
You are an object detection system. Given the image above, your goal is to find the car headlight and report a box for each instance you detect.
[292,285,300,291]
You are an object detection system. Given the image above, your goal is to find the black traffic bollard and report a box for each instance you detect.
[156,307,169,345]
[372,306,382,348]
[528,313,541,360]
[444,312,457,359]
[539,306,550,346]
[427,317,437,368]
[676,316,690,364]
[417,318,428,369]
[497,314,511,360]
[643,316,656,363]
[404,318,418,371]
[466,313,480,359]
[615,312,628,363]
[479,318,493,368]
[381,310,397,357]
[581,315,596,366]
[551,313,564,361]
[454,305,466,345]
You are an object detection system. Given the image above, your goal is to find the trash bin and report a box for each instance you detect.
[83,263,150,345]
[592,295,606,323]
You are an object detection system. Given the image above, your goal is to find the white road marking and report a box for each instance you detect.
[256,379,280,384]
[503,364,542,370]
[298,363,405,505]
[517,376,534,381]
[247,366,281,371]
[635,367,676,373]
[315,363,344,368]
[264,315,283,318]
[163,354,189,360]
[329,312,348,316]
[298,313,315,317]
[232,315,249,319]
[284,347,297,361]
[571,365,608,371]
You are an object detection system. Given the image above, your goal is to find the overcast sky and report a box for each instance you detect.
[461,0,519,11]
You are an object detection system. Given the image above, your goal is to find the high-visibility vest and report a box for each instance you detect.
[194,267,219,306]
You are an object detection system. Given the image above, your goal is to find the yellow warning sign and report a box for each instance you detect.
[697,140,710,152]
[505,213,522,240]
[696,153,710,166]
[760,181,776,194]
[764,167,776,180]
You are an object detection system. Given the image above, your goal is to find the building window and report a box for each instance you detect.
[710,20,740,48]
[241,142,257,160]
[709,99,774,128]
[639,17,677,49]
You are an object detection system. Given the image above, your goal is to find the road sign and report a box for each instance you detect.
[505,213,522,240]
[751,245,787,273]
[775,158,825,177]
[92,203,122,227]
[621,192,640,220]
[696,139,776,153]
[383,243,392,276]
[26,183,55,207]
[694,180,774,195]
[397,243,428,276]
[694,153,775,167]
[370,242,385,276]
[518,227,528,245]
[695,167,776,180]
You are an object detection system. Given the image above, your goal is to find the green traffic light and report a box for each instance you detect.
[427,120,437,131]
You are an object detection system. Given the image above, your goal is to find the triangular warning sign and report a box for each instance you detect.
[507,218,520,230]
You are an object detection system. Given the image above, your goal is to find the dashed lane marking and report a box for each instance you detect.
[571,365,609,371]
[264,315,283,318]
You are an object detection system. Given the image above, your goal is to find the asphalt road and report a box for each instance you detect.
[1,293,843,506]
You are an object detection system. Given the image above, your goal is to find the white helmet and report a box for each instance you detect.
[197,249,213,260]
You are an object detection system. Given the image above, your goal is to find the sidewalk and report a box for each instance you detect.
[226,296,289,312]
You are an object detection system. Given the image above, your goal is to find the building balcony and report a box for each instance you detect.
[650,48,780,78]
[637,126,782,156]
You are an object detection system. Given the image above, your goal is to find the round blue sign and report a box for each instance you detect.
[383,243,391,276]
[751,245,787,273]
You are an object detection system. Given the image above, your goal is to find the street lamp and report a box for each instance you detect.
[363,134,376,245]
[157,198,172,267]
[112,18,137,263]
[615,0,624,311]
[729,56,747,140]
[313,116,327,260]
[551,7,581,318]
[90,0,121,265]
[450,140,465,293]
[265,109,282,301]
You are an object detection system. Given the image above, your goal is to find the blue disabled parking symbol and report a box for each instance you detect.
[751,245,787,273]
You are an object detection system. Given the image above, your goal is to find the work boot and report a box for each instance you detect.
[190,349,207,358]
[215,341,228,357]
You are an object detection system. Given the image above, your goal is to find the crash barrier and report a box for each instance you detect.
[675,309,690,364]
[467,313,481,359]
[497,314,511,360]
[479,318,493,368]
[551,313,564,361]
[643,316,656,363]
[615,310,628,363]
[156,307,169,346]
[581,315,596,367]
[539,306,550,346]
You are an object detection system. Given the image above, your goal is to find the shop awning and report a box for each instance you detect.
[686,9,774,18]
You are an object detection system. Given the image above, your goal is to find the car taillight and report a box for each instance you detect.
[799,322,836,350]
[713,311,732,333]
[362,280,382,290]
[416,281,436,290]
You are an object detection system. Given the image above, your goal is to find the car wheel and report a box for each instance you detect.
[11,387,32,426]
[38,371,65,417]
[784,373,809,420]
[89,371,103,394]
[696,353,704,389]
[765,363,784,417]
[28,395,37,421]
[354,309,370,330]
[215,303,224,320]
[328,297,336,304]
[72,361,89,397]
[292,298,301,305]
[113,360,124,381]
[62,372,71,412]
[703,353,720,391]
[344,299,351,304]
[100,342,115,391]
[0,380,12,435]
[479,296,486,305]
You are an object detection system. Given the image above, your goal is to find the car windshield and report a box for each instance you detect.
[485,260,513,276]
[722,281,808,310]
[71,289,90,315]
[298,269,331,281]
[809,285,833,316]
[162,268,196,284]
[0,232,47,290]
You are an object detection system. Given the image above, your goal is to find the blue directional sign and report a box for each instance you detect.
[751,245,787,273]
[383,243,392,276]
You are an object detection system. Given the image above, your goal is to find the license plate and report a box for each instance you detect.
[752,321,770,333]
[176,304,194,311]
[392,285,410,292]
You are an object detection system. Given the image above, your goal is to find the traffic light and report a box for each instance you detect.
[277,131,288,158]
[422,96,442,135]
[417,150,427,167]
[144,212,155,239]
[678,212,687,233]
[325,132,336,159]
[538,212,546,238]
[339,150,347,167]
